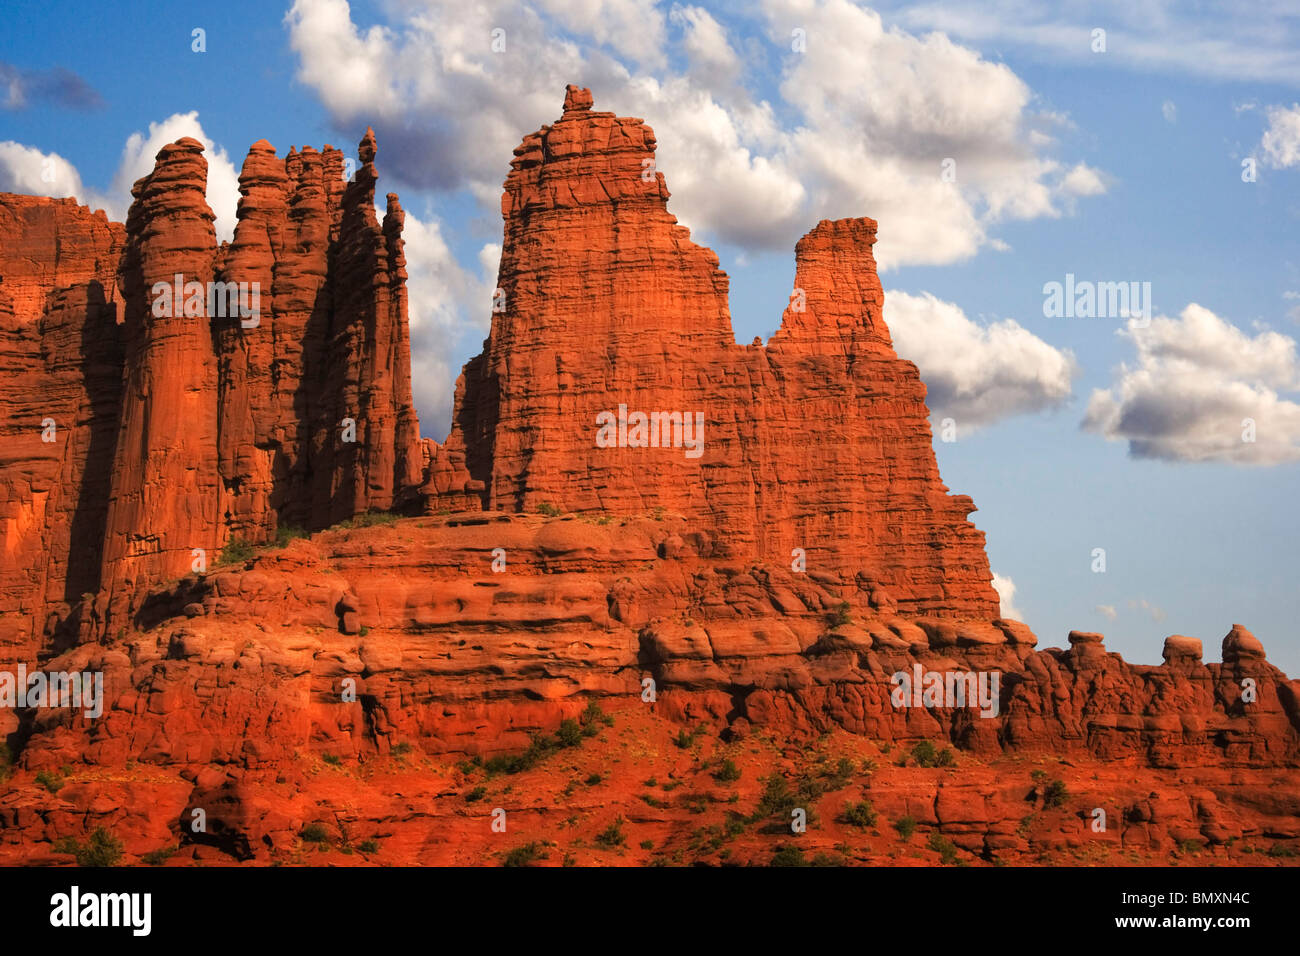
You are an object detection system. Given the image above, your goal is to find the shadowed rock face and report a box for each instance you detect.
[0,128,423,657]
[425,86,999,620]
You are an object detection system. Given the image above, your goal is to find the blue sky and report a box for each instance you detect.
[3,0,1298,672]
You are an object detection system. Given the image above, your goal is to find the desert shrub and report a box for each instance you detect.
[141,846,176,866]
[35,770,63,794]
[909,740,939,767]
[584,773,602,786]
[537,503,563,517]
[840,800,878,829]
[927,831,959,864]
[1042,779,1068,808]
[831,602,851,627]
[713,759,742,783]
[894,815,917,840]
[770,845,808,867]
[358,839,380,854]
[348,511,398,528]
[580,700,613,733]
[503,842,545,867]
[557,718,584,748]
[595,817,627,848]
[218,536,255,565]
[274,524,306,547]
[300,823,330,844]
[55,828,124,867]
[640,839,655,850]
[465,786,487,802]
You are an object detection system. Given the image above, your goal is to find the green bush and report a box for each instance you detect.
[1042,779,1068,808]
[537,503,563,517]
[831,602,851,627]
[713,759,742,783]
[909,740,938,767]
[595,817,628,848]
[580,700,613,734]
[358,839,380,854]
[640,839,655,850]
[770,845,808,867]
[300,823,330,844]
[894,815,917,840]
[35,770,63,794]
[927,831,959,865]
[556,718,584,748]
[54,828,124,867]
[503,842,545,867]
[840,800,878,829]
[141,846,176,866]
[465,785,487,802]
[218,536,256,565]
[584,773,602,786]
[274,524,306,547]
[348,511,398,528]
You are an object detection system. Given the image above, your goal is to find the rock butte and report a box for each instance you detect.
[0,86,1295,866]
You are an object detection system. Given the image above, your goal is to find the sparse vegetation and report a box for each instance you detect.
[537,502,564,517]
[344,510,399,529]
[557,718,584,748]
[465,785,487,802]
[713,759,742,783]
[1041,778,1068,808]
[53,828,124,867]
[35,769,64,794]
[358,839,380,854]
[595,817,627,848]
[503,842,546,867]
[841,800,878,829]
[770,845,808,867]
[894,815,917,841]
[141,845,176,866]
[584,772,602,786]
[831,602,851,627]
[300,823,330,844]
[218,536,255,565]
[274,523,306,547]
[927,831,959,864]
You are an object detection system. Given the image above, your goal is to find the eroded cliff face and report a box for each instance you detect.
[427,86,998,619]
[0,128,424,660]
[0,198,124,658]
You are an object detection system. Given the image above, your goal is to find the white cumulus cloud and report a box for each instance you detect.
[283,0,1105,269]
[1260,103,1300,169]
[885,289,1076,427]
[1083,304,1300,464]
[991,571,1024,621]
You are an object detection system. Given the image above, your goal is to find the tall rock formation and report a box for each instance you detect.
[100,138,222,608]
[427,86,998,618]
[0,197,124,658]
[0,129,424,653]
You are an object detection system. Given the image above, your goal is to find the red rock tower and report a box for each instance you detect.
[100,138,222,607]
[431,86,999,618]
